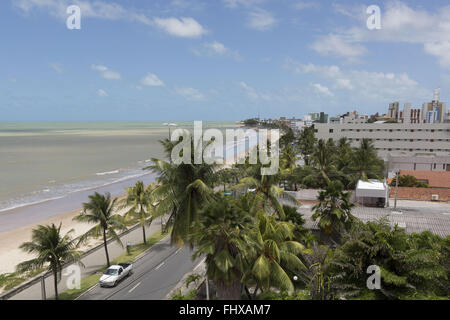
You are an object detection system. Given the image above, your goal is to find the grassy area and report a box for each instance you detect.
[0,268,46,292]
[59,229,169,300]
[58,272,103,300]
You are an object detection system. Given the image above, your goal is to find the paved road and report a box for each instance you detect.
[6,218,165,300]
[79,237,202,300]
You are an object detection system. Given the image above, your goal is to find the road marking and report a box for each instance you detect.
[175,248,182,254]
[128,282,141,293]
[442,212,450,216]
[155,262,165,270]
[194,258,206,271]
[391,211,403,215]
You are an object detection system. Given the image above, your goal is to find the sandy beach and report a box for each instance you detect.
[0,194,129,275]
[0,145,252,276]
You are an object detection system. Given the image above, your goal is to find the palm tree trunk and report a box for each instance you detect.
[53,269,58,300]
[142,225,147,245]
[103,228,110,267]
[215,278,242,300]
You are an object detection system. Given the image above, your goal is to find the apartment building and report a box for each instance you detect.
[314,122,450,158]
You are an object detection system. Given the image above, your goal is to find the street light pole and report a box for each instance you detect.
[394,170,399,210]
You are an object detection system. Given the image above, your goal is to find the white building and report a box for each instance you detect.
[314,122,450,158]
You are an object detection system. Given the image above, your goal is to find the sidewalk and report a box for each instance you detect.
[4,219,164,300]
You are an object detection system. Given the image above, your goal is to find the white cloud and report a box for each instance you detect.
[49,62,63,73]
[192,41,243,61]
[329,2,450,68]
[141,73,165,87]
[313,83,334,97]
[175,87,205,101]
[294,1,319,10]
[153,17,207,38]
[310,34,367,62]
[247,9,276,31]
[424,41,450,69]
[238,81,273,101]
[91,64,121,80]
[13,0,209,39]
[223,0,265,8]
[97,89,108,97]
[284,58,430,103]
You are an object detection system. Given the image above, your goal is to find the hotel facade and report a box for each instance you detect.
[314,122,450,159]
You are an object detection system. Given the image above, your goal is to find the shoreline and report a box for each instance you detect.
[0,142,254,275]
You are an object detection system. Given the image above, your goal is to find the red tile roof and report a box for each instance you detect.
[399,170,450,189]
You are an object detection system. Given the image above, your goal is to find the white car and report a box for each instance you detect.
[99,263,133,287]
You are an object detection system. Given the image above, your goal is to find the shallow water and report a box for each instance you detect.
[0,121,237,213]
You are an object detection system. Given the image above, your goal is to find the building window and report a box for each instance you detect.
[329,129,333,133]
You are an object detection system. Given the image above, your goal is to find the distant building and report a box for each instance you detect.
[422,88,446,123]
[388,101,400,121]
[314,122,450,158]
[387,154,450,172]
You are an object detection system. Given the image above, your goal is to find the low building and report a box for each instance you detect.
[355,179,390,207]
[387,155,450,172]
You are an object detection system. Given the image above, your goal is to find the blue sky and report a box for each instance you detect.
[1,0,450,121]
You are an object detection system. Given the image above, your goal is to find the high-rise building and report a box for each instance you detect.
[422,88,446,123]
[388,101,400,121]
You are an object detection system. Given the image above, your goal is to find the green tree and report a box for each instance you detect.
[297,126,316,166]
[191,196,256,300]
[390,175,429,188]
[146,138,216,246]
[74,192,127,267]
[17,224,83,300]
[312,181,355,237]
[350,139,384,186]
[121,181,156,245]
[244,212,307,296]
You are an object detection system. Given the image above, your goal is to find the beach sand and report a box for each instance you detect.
[0,195,127,276]
[0,146,252,277]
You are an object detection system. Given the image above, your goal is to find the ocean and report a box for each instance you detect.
[0,121,240,214]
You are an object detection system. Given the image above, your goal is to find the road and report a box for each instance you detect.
[79,237,202,300]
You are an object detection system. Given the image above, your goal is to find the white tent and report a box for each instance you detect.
[355,179,389,208]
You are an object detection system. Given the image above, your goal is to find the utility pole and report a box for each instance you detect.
[205,275,210,300]
[41,276,46,300]
[394,169,399,210]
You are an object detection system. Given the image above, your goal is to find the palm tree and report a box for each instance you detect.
[235,173,295,220]
[350,139,384,184]
[17,224,83,300]
[311,139,336,185]
[192,196,256,300]
[145,138,217,246]
[244,212,307,296]
[297,126,316,166]
[120,181,156,245]
[74,192,127,267]
[312,180,355,237]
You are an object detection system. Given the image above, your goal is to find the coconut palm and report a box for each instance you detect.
[74,192,127,267]
[17,223,83,300]
[244,212,307,296]
[312,180,355,237]
[145,138,217,246]
[311,139,336,185]
[350,139,384,183]
[191,196,256,300]
[120,181,156,245]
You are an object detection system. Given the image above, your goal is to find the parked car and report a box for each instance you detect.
[99,263,133,287]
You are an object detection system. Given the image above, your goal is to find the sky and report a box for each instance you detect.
[1,0,450,121]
